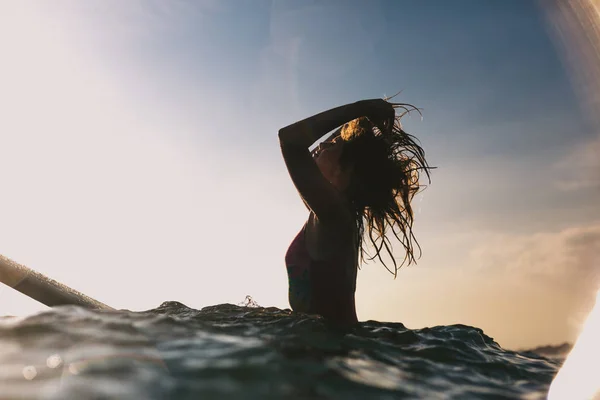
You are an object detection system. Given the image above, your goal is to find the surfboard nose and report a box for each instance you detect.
[0,254,113,310]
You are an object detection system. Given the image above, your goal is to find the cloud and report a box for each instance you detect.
[468,222,600,292]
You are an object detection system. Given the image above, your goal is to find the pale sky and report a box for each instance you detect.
[0,0,598,350]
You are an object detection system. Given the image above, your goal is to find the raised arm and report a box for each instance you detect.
[278,99,395,149]
[278,101,365,148]
[278,100,385,224]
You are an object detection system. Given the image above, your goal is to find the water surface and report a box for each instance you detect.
[0,301,561,399]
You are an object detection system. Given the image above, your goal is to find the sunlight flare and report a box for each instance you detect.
[548,289,600,400]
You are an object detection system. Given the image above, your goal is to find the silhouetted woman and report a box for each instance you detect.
[279,98,431,326]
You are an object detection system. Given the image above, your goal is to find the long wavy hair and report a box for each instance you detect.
[338,102,433,277]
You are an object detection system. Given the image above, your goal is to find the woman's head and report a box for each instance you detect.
[313,134,353,192]
[336,110,432,277]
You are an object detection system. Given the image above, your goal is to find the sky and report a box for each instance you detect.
[0,0,598,350]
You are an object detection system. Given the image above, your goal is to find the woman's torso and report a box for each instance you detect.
[285,213,358,324]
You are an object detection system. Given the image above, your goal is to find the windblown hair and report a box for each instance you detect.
[338,103,432,277]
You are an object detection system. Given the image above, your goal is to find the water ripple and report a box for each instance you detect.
[0,302,560,399]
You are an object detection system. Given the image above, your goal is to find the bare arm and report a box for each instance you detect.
[278,101,374,224]
[278,101,366,148]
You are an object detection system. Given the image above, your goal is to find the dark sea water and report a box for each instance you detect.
[0,300,562,400]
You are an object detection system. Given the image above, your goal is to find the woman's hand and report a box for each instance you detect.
[358,99,396,134]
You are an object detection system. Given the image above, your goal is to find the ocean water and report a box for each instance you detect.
[0,300,561,400]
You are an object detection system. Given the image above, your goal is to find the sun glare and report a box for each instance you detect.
[548,290,600,400]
